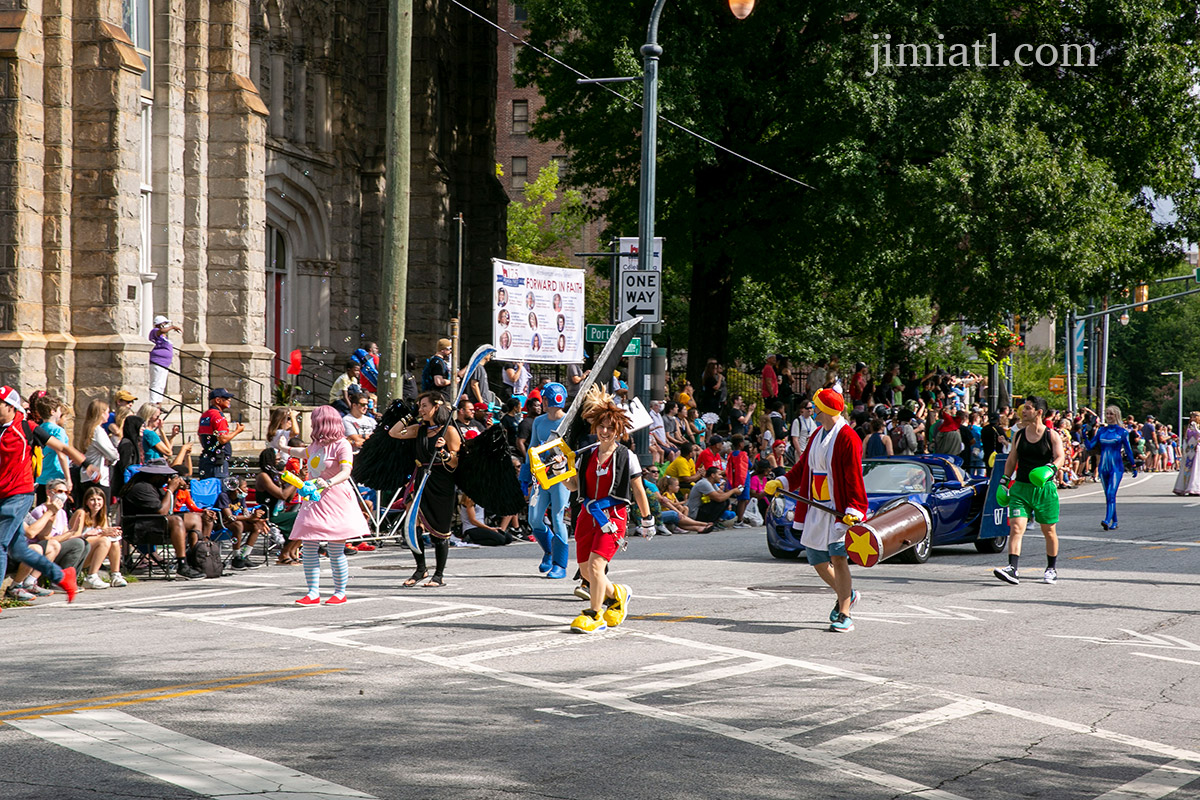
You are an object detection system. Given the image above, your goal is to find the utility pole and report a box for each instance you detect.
[379,0,413,402]
[450,213,465,381]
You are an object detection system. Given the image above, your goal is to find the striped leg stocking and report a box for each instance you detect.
[301,541,321,599]
[329,550,349,598]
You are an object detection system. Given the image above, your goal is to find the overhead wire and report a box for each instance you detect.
[446,0,815,189]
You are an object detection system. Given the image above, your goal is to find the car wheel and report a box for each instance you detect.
[898,527,932,564]
[974,535,1008,554]
[767,529,801,560]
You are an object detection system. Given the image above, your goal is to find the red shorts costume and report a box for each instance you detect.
[575,449,627,563]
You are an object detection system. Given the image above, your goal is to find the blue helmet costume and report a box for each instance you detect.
[542,382,568,410]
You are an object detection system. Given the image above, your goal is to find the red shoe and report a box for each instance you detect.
[295,595,321,606]
[56,567,78,603]
[324,594,347,605]
[356,543,376,551]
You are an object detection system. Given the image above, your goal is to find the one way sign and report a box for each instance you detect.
[619,270,661,323]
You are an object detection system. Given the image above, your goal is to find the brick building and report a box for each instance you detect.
[495,0,602,266]
[0,0,505,435]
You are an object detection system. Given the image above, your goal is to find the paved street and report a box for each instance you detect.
[2,472,1199,800]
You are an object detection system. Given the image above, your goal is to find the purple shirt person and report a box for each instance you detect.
[149,315,180,403]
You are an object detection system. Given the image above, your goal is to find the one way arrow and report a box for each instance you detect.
[626,306,655,317]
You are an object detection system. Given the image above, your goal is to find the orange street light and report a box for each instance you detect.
[729,0,755,19]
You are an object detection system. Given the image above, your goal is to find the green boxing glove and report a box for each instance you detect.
[1029,464,1058,487]
[995,481,1010,507]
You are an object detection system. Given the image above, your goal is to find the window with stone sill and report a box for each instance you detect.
[513,3,527,22]
[511,156,528,189]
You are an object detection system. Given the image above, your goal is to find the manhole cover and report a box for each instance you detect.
[746,585,828,594]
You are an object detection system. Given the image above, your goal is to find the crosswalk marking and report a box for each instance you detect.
[1090,760,1200,800]
[10,709,376,799]
[811,701,981,757]
[613,658,783,698]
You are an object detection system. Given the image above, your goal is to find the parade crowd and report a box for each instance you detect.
[4,343,1199,624]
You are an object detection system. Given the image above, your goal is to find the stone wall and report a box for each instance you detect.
[0,0,506,441]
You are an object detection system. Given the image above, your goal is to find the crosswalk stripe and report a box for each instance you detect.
[1090,760,1200,800]
[10,709,376,799]
[811,700,981,757]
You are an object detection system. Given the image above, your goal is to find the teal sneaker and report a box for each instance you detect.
[829,589,860,623]
[829,613,855,633]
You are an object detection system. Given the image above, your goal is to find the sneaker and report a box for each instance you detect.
[23,582,54,596]
[83,573,110,590]
[993,565,1020,585]
[829,589,860,624]
[241,558,263,570]
[1042,567,1058,585]
[829,612,855,633]
[295,595,321,606]
[655,524,673,537]
[230,556,249,570]
[603,584,632,628]
[176,564,205,580]
[733,521,753,529]
[569,608,608,634]
[55,566,78,602]
[343,546,356,556]
[109,573,128,588]
[7,586,36,602]
[573,584,591,601]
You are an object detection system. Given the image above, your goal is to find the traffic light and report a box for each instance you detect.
[1134,284,1149,311]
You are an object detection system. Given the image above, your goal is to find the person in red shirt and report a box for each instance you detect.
[726,433,752,525]
[694,435,727,475]
[562,387,653,634]
[0,386,92,607]
[761,354,779,404]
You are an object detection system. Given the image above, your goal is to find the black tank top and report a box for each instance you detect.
[1015,426,1053,483]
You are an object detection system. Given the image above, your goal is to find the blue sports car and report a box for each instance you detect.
[765,455,1007,563]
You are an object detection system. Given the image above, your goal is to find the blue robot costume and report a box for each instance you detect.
[522,382,572,579]
[1083,424,1137,530]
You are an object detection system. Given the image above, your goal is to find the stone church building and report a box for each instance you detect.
[0,0,505,431]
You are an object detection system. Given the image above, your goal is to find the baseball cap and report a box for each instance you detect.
[0,386,21,410]
[115,389,137,402]
[153,314,171,327]
[209,387,234,400]
[437,338,452,350]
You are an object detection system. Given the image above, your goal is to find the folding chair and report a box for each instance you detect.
[120,512,177,580]
[188,477,238,566]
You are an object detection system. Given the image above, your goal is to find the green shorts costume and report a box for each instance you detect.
[1007,480,1059,524]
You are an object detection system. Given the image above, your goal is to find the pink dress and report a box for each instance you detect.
[289,439,370,542]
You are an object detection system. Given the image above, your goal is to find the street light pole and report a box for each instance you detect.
[1162,371,1183,440]
[633,0,752,463]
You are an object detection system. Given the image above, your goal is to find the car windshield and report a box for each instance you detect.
[863,461,932,494]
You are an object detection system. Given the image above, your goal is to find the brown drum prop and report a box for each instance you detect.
[843,501,931,567]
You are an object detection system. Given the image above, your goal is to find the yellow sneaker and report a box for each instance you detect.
[602,583,631,628]
[570,608,608,634]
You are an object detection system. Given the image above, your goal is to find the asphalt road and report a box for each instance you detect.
[2,472,1199,800]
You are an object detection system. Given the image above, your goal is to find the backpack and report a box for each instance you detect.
[890,424,911,455]
[421,357,439,391]
[186,539,224,578]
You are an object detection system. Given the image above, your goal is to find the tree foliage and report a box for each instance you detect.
[505,162,608,324]
[516,0,1200,375]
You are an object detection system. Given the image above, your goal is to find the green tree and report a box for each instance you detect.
[517,0,1200,376]
[505,162,608,323]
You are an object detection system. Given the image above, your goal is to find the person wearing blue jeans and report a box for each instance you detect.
[0,385,92,608]
[524,383,571,579]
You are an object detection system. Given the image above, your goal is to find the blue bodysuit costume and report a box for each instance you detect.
[1083,424,1136,530]
[520,383,572,580]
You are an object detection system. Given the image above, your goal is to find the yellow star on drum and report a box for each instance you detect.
[846,527,880,568]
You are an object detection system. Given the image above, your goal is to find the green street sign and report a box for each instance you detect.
[584,324,641,356]
[1194,266,1200,283]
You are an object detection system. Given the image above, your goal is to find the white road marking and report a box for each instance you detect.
[1057,535,1200,548]
[1060,474,1154,499]
[852,605,982,623]
[9,709,376,799]
[946,606,1015,614]
[411,648,972,800]
[1090,760,1200,800]
[811,700,982,757]
[614,658,783,697]
[573,653,740,688]
[1049,630,1200,651]
[104,585,276,607]
[753,687,929,741]
[1133,653,1200,667]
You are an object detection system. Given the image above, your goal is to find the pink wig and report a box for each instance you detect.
[310,405,346,445]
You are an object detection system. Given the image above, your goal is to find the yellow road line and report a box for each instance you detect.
[1097,557,1118,561]
[0,664,328,718]
[1070,555,1093,560]
[3,670,343,722]
[1169,548,1189,552]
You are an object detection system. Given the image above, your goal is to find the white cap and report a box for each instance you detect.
[153,315,171,327]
